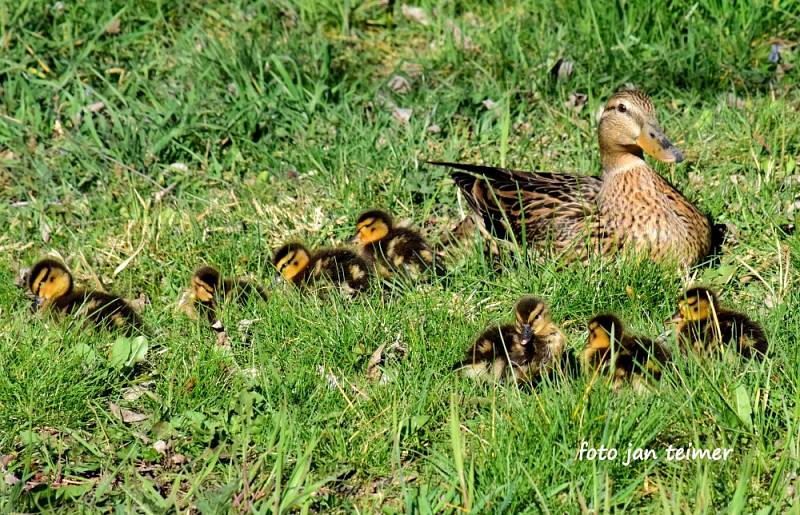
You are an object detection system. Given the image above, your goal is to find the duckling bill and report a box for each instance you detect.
[453,296,565,385]
[353,209,445,280]
[584,314,669,390]
[272,242,371,296]
[671,287,767,358]
[27,258,143,335]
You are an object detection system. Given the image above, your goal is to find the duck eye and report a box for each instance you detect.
[617,104,627,113]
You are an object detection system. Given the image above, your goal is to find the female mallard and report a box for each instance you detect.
[432,89,711,266]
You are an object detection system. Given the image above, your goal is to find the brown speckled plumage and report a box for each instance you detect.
[273,243,371,296]
[433,89,711,266]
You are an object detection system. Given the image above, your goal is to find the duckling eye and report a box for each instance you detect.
[617,104,627,113]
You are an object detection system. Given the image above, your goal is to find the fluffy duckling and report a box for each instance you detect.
[671,287,767,358]
[27,258,143,335]
[585,314,669,390]
[432,89,711,266]
[353,209,445,280]
[272,242,371,296]
[453,296,565,385]
[184,266,268,327]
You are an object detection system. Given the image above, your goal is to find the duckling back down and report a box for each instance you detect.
[310,249,372,295]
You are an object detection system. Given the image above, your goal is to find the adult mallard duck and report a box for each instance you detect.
[431,89,711,266]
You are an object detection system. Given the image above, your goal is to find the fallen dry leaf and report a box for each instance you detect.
[122,382,154,402]
[40,220,51,243]
[169,162,189,173]
[14,266,29,288]
[106,18,121,35]
[85,101,105,114]
[426,124,441,134]
[170,454,187,465]
[109,402,150,423]
[128,293,150,314]
[4,473,19,486]
[482,99,497,110]
[53,119,65,140]
[0,150,17,161]
[154,183,177,203]
[387,75,411,94]
[153,440,170,455]
[401,5,430,25]
[366,336,408,384]
[392,107,412,125]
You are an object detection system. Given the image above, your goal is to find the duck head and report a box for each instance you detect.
[28,258,74,310]
[272,242,312,283]
[598,89,684,167]
[514,296,550,346]
[353,209,392,245]
[671,286,718,323]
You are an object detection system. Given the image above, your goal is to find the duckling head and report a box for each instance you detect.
[353,209,393,245]
[272,242,311,282]
[598,89,683,165]
[191,266,221,303]
[513,296,549,345]
[674,286,718,322]
[587,314,624,350]
[28,258,74,309]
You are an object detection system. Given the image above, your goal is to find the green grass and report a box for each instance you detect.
[1,0,799,511]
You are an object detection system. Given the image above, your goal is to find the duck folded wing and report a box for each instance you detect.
[431,161,602,247]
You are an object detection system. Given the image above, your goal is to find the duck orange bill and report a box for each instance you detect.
[636,125,684,163]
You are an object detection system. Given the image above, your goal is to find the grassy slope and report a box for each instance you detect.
[1,0,799,511]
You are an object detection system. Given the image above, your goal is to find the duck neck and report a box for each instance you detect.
[600,149,647,176]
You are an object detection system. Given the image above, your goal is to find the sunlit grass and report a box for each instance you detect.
[1,0,799,511]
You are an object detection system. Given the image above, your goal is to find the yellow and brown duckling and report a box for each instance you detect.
[453,296,565,385]
[272,242,371,296]
[353,209,445,280]
[432,89,711,266]
[182,265,268,327]
[27,258,143,335]
[585,314,669,390]
[671,287,767,358]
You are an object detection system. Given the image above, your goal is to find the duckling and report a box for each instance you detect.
[27,258,143,335]
[453,296,565,385]
[585,314,669,390]
[431,89,711,266]
[272,242,371,296]
[671,287,767,358]
[184,265,268,327]
[353,209,445,280]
